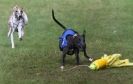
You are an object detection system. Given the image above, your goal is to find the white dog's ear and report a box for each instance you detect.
[14,5,18,8]
[20,8,24,13]
[13,5,18,11]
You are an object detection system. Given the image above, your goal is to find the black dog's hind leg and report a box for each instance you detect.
[83,45,93,62]
[82,31,93,61]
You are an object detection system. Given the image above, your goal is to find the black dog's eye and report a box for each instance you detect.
[15,11,18,12]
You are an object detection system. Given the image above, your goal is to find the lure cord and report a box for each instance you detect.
[62,65,89,71]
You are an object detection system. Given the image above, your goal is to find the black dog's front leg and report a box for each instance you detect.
[75,49,80,65]
[61,47,69,70]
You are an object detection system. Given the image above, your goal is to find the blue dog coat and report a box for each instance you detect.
[59,29,81,50]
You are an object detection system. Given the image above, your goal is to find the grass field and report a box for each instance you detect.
[1,0,133,84]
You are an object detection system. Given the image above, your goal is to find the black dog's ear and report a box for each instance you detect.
[82,30,86,37]
[83,30,86,34]
[82,30,86,42]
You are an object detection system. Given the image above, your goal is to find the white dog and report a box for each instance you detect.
[8,5,28,48]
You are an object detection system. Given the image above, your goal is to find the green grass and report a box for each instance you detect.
[1,0,133,84]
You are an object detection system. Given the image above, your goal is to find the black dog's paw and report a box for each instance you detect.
[60,66,64,71]
[89,57,93,62]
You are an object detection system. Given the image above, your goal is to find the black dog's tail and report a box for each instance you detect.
[82,30,86,42]
[52,9,66,30]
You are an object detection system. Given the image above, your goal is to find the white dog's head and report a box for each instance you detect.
[13,5,24,20]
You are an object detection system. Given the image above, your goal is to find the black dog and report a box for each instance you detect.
[52,10,93,70]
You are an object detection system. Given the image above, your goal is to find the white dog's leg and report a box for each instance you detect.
[7,28,12,37]
[10,32,15,48]
[21,28,24,37]
[18,25,22,40]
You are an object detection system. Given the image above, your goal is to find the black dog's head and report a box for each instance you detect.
[72,30,86,47]
[67,34,80,47]
[64,30,86,55]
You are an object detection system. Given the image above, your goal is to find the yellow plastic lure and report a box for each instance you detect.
[89,54,133,70]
